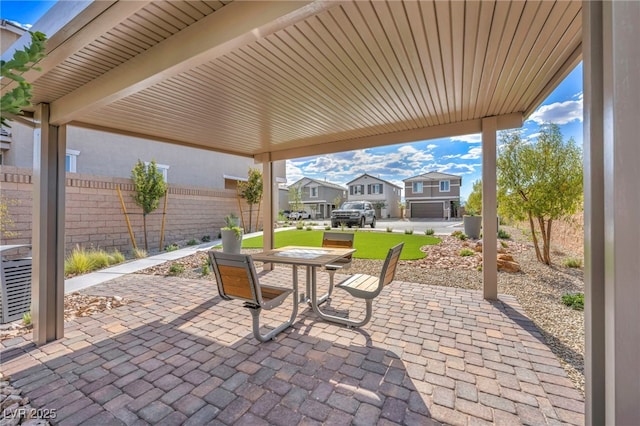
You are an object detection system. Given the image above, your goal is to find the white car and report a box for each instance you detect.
[289,210,310,220]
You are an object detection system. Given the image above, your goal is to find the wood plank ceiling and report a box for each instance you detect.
[18,0,582,160]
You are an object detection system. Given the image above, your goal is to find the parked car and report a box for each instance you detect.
[289,210,310,220]
[331,201,376,228]
[282,210,292,219]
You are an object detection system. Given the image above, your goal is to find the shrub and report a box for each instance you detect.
[23,311,31,326]
[562,293,584,310]
[168,263,185,275]
[165,243,179,252]
[455,232,468,241]
[563,257,582,268]
[324,225,331,231]
[459,248,475,257]
[498,228,511,239]
[296,222,304,230]
[425,228,435,236]
[201,235,211,242]
[108,249,125,265]
[201,263,210,276]
[451,230,463,237]
[404,228,414,235]
[386,227,393,233]
[187,239,199,246]
[88,249,111,269]
[133,247,148,259]
[64,247,96,276]
[306,226,313,231]
[500,241,509,248]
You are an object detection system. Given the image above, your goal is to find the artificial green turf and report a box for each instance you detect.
[240,230,440,260]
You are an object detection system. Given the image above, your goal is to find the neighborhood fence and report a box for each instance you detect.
[0,166,259,254]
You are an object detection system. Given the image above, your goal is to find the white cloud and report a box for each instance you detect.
[7,20,31,30]
[426,144,437,150]
[450,134,482,144]
[460,147,482,160]
[528,93,583,125]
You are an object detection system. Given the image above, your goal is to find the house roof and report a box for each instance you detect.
[346,173,402,189]
[289,177,346,191]
[403,171,463,183]
[2,0,581,162]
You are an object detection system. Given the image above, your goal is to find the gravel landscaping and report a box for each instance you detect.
[139,225,585,395]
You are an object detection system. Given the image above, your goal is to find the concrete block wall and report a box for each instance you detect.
[0,166,260,254]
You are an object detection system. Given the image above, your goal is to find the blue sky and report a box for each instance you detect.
[3,1,583,201]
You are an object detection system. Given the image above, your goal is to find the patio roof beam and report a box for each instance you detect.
[266,113,523,162]
[48,1,331,126]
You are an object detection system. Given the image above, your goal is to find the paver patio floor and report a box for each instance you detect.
[0,268,584,425]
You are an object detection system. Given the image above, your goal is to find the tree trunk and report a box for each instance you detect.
[537,216,550,265]
[143,213,148,251]
[528,212,543,262]
[248,205,253,233]
[545,219,553,264]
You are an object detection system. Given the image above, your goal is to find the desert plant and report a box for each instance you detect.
[563,257,583,268]
[131,160,168,251]
[201,262,210,276]
[222,213,243,239]
[497,229,511,239]
[237,168,263,233]
[64,247,96,276]
[459,248,475,257]
[22,311,32,326]
[89,250,111,269]
[498,123,583,264]
[0,196,19,239]
[168,263,185,275]
[296,222,304,230]
[451,230,468,241]
[133,247,148,259]
[386,227,393,233]
[187,239,199,246]
[404,228,414,235]
[500,241,509,248]
[562,292,584,310]
[201,235,211,243]
[165,243,179,252]
[108,249,126,264]
[425,228,435,236]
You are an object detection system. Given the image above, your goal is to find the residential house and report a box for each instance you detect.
[346,174,402,218]
[288,177,347,219]
[403,172,461,218]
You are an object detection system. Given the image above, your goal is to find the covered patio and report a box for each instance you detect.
[1,270,583,425]
[1,0,638,423]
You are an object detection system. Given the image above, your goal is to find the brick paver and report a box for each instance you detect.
[0,269,585,425]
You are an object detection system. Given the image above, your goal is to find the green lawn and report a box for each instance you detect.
[241,230,440,260]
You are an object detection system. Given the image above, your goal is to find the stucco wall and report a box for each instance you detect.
[0,166,259,254]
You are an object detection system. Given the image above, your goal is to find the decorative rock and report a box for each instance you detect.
[498,254,515,262]
[497,257,521,273]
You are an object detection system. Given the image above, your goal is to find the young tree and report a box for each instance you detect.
[0,196,18,239]
[238,168,263,233]
[497,123,582,264]
[466,179,483,215]
[1,31,47,127]
[289,184,303,212]
[131,160,167,250]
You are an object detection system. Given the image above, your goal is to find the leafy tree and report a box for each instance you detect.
[497,123,582,264]
[238,168,263,233]
[466,179,482,215]
[289,184,303,212]
[1,31,47,127]
[131,160,167,250]
[0,196,18,239]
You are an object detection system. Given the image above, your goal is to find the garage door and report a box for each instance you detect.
[410,202,443,218]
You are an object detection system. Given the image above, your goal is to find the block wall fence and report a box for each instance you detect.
[0,166,260,254]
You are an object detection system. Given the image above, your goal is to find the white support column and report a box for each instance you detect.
[582,2,605,424]
[32,104,66,345]
[591,1,640,424]
[262,155,274,271]
[481,117,498,300]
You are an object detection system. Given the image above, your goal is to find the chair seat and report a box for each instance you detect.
[259,285,293,310]
[337,274,379,299]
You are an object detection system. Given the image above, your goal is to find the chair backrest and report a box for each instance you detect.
[379,242,404,288]
[322,232,355,261]
[209,251,263,306]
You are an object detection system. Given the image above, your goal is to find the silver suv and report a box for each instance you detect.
[331,201,376,228]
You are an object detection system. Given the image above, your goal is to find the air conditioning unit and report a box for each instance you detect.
[0,245,32,324]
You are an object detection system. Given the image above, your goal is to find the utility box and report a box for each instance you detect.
[0,245,32,324]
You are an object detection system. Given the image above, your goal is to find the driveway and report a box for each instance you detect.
[374,218,462,235]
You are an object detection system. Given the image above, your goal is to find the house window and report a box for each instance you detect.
[412,182,423,193]
[439,180,450,192]
[65,149,80,173]
[310,187,318,198]
[371,184,383,194]
[145,161,169,182]
[351,185,364,195]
